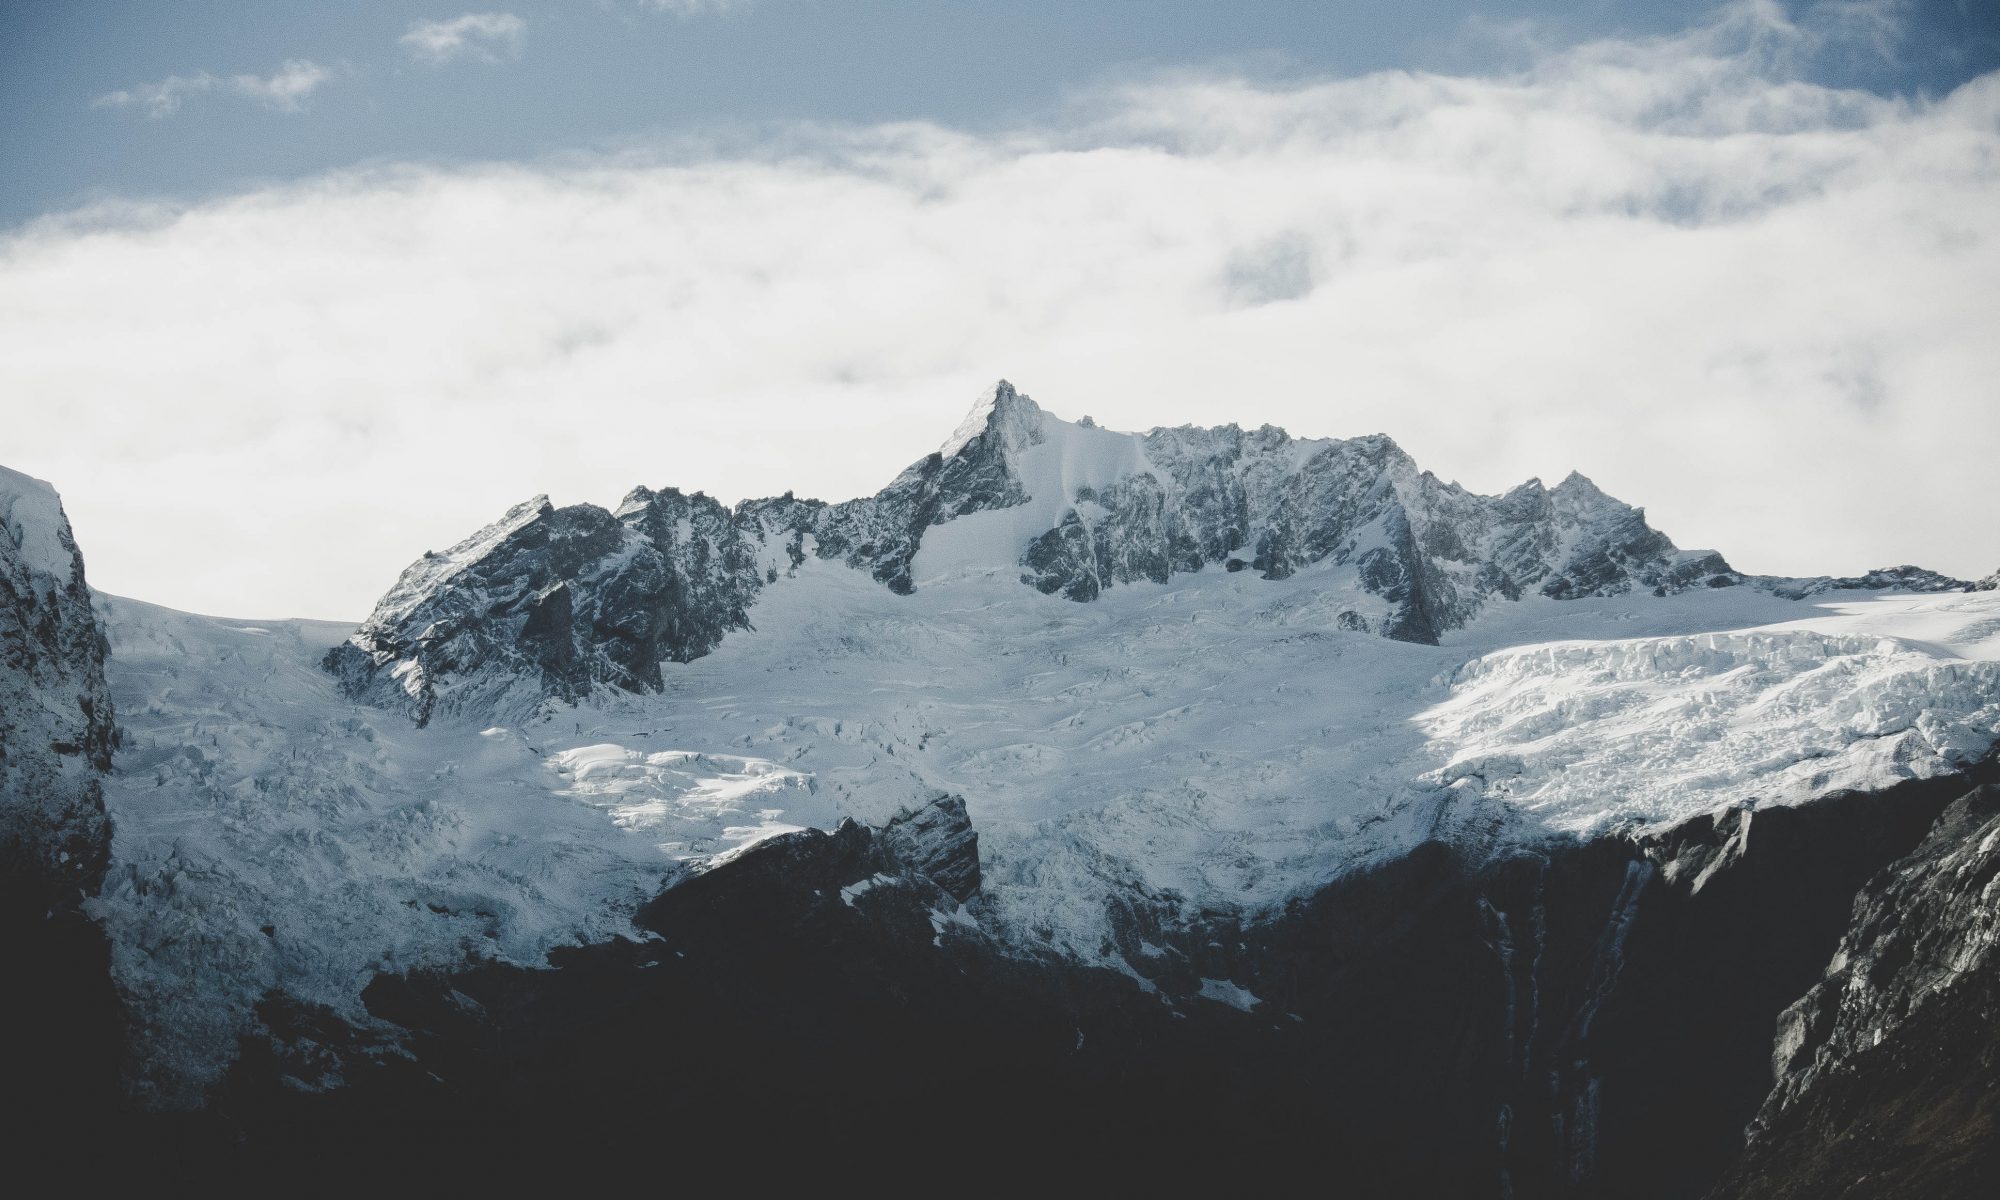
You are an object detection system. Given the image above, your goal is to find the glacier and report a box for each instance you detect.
[93,550,2000,1101]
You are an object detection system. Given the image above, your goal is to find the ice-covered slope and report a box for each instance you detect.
[91,597,704,1103]
[94,568,2000,1101]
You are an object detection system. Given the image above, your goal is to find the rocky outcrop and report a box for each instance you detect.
[642,792,980,933]
[1765,782,2000,1114]
[328,381,1742,722]
[1708,779,2000,1198]
[322,490,777,725]
[875,794,981,904]
[1017,429,1727,643]
[1,464,115,908]
[1761,563,1995,600]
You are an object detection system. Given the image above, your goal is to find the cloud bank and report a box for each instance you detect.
[400,13,528,66]
[93,59,332,117]
[18,4,2000,618]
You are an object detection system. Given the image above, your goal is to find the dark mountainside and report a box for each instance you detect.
[91,761,1991,1195]
[1709,783,2000,1199]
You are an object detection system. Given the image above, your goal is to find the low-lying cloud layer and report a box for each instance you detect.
[11,4,1998,618]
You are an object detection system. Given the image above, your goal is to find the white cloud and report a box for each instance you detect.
[228,59,334,113]
[400,13,528,66]
[91,73,218,119]
[23,4,2000,618]
[93,59,332,117]
[640,0,753,16]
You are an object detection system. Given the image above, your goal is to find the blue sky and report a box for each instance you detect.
[4,1,1999,617]
[7,1,1993,225]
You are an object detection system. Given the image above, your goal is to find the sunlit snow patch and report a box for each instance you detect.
[1419,627,2000,835]
[547,744,816,860]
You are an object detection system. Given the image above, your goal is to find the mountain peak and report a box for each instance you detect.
[1552,469,1602,495]
[938,378,1045,459]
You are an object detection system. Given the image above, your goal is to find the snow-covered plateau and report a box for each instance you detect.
[80,389,2000,1102]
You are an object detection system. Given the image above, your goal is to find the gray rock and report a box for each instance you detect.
[1757,563,1993,599]
[876,794,981,904]
[1758,782,2000,1124]
[0,466,114,910]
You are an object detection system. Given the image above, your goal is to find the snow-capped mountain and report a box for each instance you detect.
[5,384,1998,1192]
[327,383,1992,734]
[326,382,1752,725]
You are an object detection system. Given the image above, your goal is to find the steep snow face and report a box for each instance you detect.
[0,466,114,908]
[330,381,1750,724]
[91,596,716,1105]
[95,569,2000,1103]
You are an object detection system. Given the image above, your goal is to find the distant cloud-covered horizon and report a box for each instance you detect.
[4,0,1998,618]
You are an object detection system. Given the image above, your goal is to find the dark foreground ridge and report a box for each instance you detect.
[67,760,1993,1195]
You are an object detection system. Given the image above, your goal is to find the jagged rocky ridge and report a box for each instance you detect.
[330,381,1824,723]
[327,382,1996,726]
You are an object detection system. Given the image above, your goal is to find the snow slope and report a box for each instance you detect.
[91,598,693,1103]
[92,569,2000,1102]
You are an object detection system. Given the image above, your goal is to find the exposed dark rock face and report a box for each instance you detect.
[327,382,1742,722]
[132,768,1995,1194]
[1027,439,1726,647]
[1764,563,1996,599]
[874,793,981,904]
[323,490,775,725]
[0,467,125,1153]
[1708,782,2000,1199]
